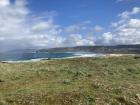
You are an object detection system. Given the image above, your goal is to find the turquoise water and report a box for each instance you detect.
[0,51,104,61]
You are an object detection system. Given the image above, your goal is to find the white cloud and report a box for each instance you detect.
[114,18,140,44]
[101,32,113,44]
[62,34,95,47]
[64,23,96,46]
[131,7,140,14]
[0,0,63,51]
[65,21,92,33]
[0,0,95,51]
[94,25,104,32]
[0,0,139,51]
[128,19,140,28]
[100,7,140,45]
[31,19,59,32]
[15,0,27,6]
[0,0,9,6]
[66,7,140,46]
[118,7,140,19]
[65,25,80,33]
[99,7,140,45]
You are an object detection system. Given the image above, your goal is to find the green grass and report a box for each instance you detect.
[0,56,140,105]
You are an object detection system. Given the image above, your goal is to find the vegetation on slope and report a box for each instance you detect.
[39,44,140,54]
[0,56,140,105]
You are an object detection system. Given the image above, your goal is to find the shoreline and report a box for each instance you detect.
[0,53,137,63]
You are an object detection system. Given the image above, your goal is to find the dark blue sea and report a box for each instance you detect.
[0,51,105,62]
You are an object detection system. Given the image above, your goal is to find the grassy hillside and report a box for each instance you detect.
[0,56,140,105]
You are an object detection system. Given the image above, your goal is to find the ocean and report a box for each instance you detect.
[0,51,105,62]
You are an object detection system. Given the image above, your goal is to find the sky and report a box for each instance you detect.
[0,0,140,51]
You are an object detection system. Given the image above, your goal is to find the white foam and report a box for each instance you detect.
[2,58,48,63]
[61,53,106,59]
